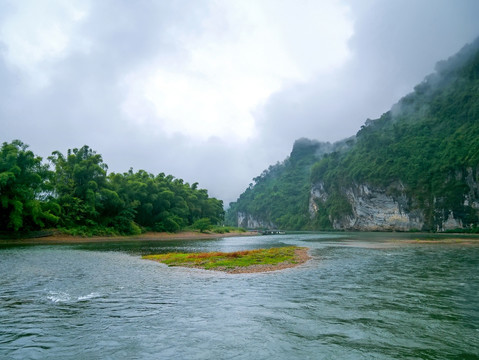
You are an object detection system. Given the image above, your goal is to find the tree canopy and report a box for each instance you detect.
[0,140,59,231]
[0,142,224,236]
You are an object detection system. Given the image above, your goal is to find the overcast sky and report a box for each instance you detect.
[1,0,479,205]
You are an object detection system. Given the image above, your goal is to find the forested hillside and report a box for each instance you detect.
[0,141,224,235]
[227,38,479,232]
[225,138,352,229]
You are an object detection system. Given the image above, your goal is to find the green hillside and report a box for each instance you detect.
[225,139,352,229]
[227,38,479,232]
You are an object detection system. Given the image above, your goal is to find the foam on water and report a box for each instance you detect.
[46,291,101,303]
[77,292,101,301]
[46,291,71,303]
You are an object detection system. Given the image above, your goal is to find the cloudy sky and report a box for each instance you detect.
[2,0,479,205]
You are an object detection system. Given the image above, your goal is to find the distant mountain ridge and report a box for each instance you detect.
[226,38,479,232]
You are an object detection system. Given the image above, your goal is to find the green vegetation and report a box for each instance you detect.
[191,217,213,233]
[1,142,224,236]
[311,38,479,231]
[211,226,246,234]
[142,246,306,272]
[185,220,247,234]
[227,38,479,231]
[0,140,59,231]
[226,139,352,229]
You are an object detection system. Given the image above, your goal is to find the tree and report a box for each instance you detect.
[0,140,59,231]
[192,218,212,233]
[48,145,109,227]
[1,141,226,235]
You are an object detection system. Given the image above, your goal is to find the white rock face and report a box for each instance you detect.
[236,167,479,231]
[465,167,479,210]
[310,182,425,231]
[309,176,479,231]
[439,211,463,231]
[344,183,423,231]
[237,212,275,229]
[309,182,328,215]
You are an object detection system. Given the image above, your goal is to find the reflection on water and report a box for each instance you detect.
[1,233,478,359]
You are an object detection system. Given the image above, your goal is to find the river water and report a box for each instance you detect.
[1,233,478,359]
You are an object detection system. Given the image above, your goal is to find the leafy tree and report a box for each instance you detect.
[0,140,59,231]
[1,143,225,235]
[108,168,224,233]
[192,217,212,233]
[48,145,114,230]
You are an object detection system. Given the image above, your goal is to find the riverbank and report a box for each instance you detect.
[0,230,259,245]
[399,237,479,245]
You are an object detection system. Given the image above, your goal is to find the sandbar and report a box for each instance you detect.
[144,246,311,274]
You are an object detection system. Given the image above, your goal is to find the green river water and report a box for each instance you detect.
[1,232,478,359]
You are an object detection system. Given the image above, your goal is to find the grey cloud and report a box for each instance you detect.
[258,0,479,147]
[1,1,207,155]
[1,0,479,206]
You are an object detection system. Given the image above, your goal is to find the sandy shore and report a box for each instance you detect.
[0,230,259,245]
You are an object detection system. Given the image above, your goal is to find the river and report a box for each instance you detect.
[1,233,478,359]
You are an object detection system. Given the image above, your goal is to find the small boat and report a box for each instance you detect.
[261,230,286,235]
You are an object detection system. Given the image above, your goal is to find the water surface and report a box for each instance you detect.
[1,233,478,359]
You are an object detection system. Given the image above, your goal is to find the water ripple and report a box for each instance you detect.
[1,236,478,359]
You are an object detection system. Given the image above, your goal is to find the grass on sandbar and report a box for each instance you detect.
[142,246,304,270]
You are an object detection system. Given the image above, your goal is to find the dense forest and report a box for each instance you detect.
[225,138,352,229]
[0,141,224,236]
[227,38,479,232]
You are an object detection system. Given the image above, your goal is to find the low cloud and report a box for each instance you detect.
[1,0,479,205]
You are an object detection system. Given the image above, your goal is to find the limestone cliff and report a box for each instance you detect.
[309,166,479,231]
[237,212,275,229]
[309,182,425,231]
[227,38,479,232]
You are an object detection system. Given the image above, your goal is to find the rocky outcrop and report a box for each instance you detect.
[235,167,479,232]
[309,176,479,231]
[309,182,425,231]
[309,182,328,215]
[464,167,479,210]
[434,166,479,231]
[439,211,463,231]
[340,183,424,231]
[237,212,275,229]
